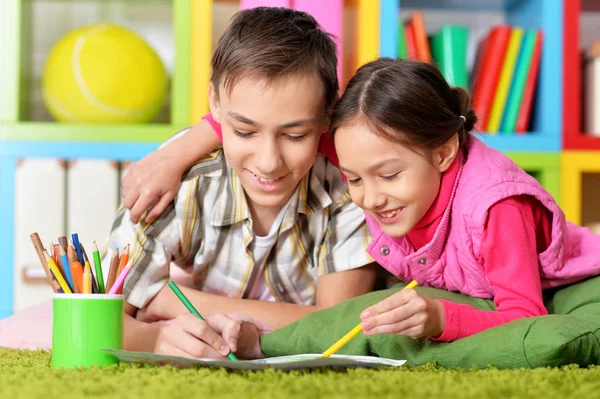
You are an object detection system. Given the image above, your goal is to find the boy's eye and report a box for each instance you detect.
[347,177,362,185]
[382,172,400,181]
[233,129,254,138]
[284,134,308,141]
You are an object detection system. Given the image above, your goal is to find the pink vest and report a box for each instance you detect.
[366,134,600,298]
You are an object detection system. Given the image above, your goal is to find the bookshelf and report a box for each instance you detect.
[0,0,591,317]
[0,0,193,318]
[561,0,600,224]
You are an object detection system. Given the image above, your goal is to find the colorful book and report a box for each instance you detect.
[470,25,512,132]
[515,31,543,133]
[398,20,408,59]
[404,21,417,60]
[409,11,431,62]
[501,29,538,133]
[486,27,524,133]
[430,25,469,88]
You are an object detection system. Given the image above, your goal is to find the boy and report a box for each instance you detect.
[114,7,377,358]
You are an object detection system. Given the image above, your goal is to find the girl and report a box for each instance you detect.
[122,58,600,343]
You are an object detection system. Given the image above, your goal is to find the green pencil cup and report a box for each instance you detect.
[52,294,124,368]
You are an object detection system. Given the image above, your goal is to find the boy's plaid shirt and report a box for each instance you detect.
[106,149,373,309]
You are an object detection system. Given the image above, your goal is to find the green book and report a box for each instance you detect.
[398,20,408,59]
[430,25,469,88]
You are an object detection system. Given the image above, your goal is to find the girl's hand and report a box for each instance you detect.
[154,313,263,360]
[360,288,446,339]
[121,149,185,224]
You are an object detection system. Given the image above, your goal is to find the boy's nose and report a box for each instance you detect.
[255,141,283,176]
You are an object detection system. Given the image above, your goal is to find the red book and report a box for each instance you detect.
[515,31,543,133]
[471,25,512,131]
[404,21,417,60]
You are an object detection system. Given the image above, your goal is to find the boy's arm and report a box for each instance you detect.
[123,119,222,224]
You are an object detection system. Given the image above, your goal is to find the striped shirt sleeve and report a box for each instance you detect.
[107,176,202,309]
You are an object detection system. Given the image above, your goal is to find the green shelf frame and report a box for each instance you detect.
[0,0,191,126]
[506,152,561,204]
[0,122,186,142]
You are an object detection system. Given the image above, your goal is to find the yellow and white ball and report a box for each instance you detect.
[42,23,168,124]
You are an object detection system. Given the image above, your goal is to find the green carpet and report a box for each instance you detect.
[1,349,599,399]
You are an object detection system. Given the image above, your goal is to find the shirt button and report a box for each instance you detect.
[418,258,427,265]
[380,246,390,256]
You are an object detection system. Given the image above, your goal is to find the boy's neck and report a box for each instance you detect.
[247,202,281,237]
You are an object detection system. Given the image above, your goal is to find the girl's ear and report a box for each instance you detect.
[208,82,221,121]
[434,133,459,173]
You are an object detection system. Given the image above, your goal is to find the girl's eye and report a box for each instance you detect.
[347,177,362,185]
[382,172,400,181]
[284,134,308,141]
[233,130,254,138]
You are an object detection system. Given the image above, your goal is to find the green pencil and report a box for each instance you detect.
[167,281,238,361]
[92,242,105,293]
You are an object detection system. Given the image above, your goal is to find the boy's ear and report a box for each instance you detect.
[208,82,221,120]
[435,133,459,173]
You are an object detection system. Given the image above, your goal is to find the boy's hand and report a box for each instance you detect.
[154,313,263,360]
[121,150,185,224]
[359,288,445,339]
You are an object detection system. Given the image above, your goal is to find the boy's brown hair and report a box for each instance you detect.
[211,7,339,110]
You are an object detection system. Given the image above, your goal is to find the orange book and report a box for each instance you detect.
[410,11,431,62]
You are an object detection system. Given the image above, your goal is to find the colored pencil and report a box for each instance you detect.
[83,261,92,294]
[81,245,99,294]
[117,244,130,276]
[321,280,419,357]
[43,250,72,294]
[106,248,120,292]
[168,281,239,361]
[71,233,84,264]
[68,244,83,293]
[107,265,131,295]
[92,241,105,293]
[53,243,65,277]
[58,245,74,292]
[58,236,68,252]
[29,233,59,293]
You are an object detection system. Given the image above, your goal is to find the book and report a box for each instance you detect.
[410,11,431,63]
[104,349,407,370]
[470,25,512,132]
[501,29,538,133]
[515,31,543,133]
[487,27,524,133]
[430,25,469,88]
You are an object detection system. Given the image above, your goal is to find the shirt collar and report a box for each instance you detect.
[211,164,333,229]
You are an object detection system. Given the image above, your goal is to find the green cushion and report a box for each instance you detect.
[260,276,600,369]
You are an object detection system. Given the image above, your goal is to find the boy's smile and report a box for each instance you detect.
[210,74,327,235]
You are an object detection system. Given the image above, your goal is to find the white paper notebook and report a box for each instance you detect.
[104,349,406,370]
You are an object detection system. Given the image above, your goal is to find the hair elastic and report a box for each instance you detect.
[459,115,466,122]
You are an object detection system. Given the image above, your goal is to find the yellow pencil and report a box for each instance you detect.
[83,261,92,294]
[321,280,418,358]
[43,250,72,294]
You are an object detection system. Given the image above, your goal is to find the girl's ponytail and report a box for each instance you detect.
[451,87,478,143]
